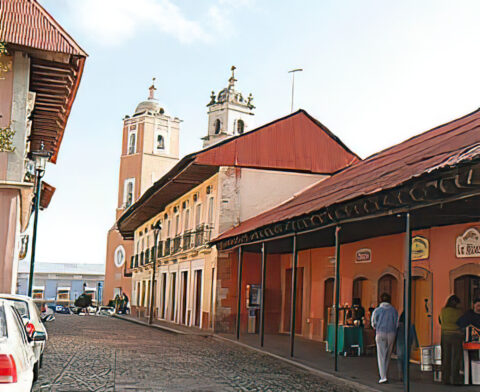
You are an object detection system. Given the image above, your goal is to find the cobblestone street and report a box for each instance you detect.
[33,315,359,392]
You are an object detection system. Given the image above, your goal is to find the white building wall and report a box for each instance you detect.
[238,168,327,222]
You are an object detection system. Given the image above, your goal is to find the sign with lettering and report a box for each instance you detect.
[412,236,429,261]
[456,228,480,258]
[355,248,372,263]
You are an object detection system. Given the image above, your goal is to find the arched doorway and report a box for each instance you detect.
[353,277,373,310]
[454,275,480,313]
[378,274,398,308]
[323,278,334,340]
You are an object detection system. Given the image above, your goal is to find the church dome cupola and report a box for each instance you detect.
[134,78,165,116]
[203,66,255,148]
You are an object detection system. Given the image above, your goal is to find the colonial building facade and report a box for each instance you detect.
[117,70,359,329]
[213,108,480,364]
[104,82,181,304]
[0,0,86,293]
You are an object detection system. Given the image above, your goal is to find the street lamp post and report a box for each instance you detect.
[28,142,52,297]
[288,68,303,112]
[149,221,161,325]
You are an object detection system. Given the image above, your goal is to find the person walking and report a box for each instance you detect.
[122,293,130,314]
[439,295,463,385]
[371,293,398,384]
[396,311,419,381]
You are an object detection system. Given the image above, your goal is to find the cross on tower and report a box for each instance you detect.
[148,77,157,100]
[228,66,237,88]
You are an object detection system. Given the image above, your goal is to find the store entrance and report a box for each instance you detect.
[323,278,334,340]
[455,275,480,313]
[412,274,432,361]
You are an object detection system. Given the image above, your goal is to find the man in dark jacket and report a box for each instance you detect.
[457,298,480,329]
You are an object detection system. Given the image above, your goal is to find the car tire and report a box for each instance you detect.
[33,361,39,382]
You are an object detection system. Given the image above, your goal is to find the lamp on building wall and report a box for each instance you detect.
[149,220,161,325]
[27,141,52,297]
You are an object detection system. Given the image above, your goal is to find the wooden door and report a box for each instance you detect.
[170,273,176,321]
[194,270,202,327]
[378,274,398,308]
[181,271,188,324]
[324,278,335,338]
[283,267,304,334]
[455,275,480,313]
[412,277,432,360]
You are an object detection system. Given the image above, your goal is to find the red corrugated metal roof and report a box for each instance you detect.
[0,0,86,56]
[195,110,359,173]
[214,108,480,242]
[117,110,359,237]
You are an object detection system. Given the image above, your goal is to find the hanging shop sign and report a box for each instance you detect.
[412,236,429,261]
[355,248,372,263]
[456,228,480,258]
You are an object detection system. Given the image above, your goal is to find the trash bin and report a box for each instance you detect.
[420,346,433,372]
[247,308,257,333]
[472,361,480,385]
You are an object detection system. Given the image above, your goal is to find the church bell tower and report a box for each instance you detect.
[104,79,181,305]
[202,66,255,148]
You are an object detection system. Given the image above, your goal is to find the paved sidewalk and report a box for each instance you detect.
[114,313,212,336]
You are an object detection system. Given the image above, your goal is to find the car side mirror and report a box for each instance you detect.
[32,331,46,342]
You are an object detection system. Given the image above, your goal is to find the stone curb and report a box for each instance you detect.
[113,314,188,335]
[213,334,382,392]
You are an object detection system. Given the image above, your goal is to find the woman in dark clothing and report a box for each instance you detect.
[439,295,463,385]
[396,312,419,380]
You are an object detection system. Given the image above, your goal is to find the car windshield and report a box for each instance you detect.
[7,299,29,319]
[0,305,6,337]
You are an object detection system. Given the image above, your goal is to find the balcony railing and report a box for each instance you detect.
[194,224,213,247]
[183,231,193,250]
[173,236,182,253]
[164,238,171,256]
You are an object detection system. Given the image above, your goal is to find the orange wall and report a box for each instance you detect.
[104,228,133,304]
[217,221,480,345]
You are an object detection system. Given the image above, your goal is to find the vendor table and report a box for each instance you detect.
[326,324,364,355]
[463,341,480,385]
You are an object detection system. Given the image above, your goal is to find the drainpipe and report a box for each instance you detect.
[404,212,412,392]
[236,246,243,340]
[260,242,267,347]
[334,226,341,371]
[290,234,298,357]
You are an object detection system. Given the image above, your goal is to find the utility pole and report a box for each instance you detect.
[288,68,303,112]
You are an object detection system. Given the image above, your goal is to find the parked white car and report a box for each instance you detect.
[96,306,115,316]
[0,294,48,376]
[0,299,45,390]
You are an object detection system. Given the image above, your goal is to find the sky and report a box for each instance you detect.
[29,0,480,266]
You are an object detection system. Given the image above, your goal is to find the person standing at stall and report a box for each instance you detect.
[439,295,463,385]
[457,297,480,329]
[371,293,398,384]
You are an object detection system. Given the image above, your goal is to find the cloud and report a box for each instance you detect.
[68,0,211,46]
